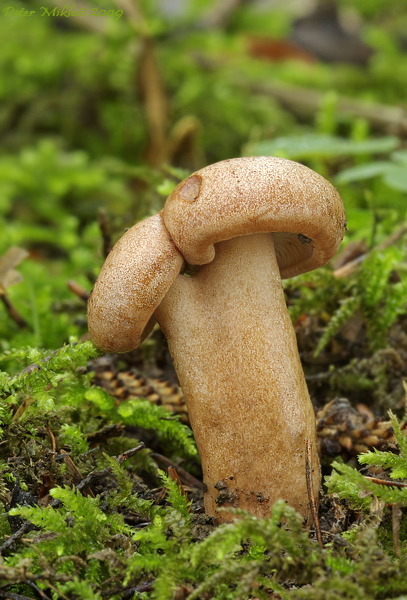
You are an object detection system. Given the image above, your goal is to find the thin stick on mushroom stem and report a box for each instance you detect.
[306,439,323,548]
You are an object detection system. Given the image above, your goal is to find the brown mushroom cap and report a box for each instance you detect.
[88,213,184,352]
[162,156,347,278]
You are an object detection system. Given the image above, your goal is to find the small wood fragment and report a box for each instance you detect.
[363,476,407,489]
[46,425,57,456]
[151,453,204,490]
[98,208,113,258]
[392,502,402,557]
[0,294,28,329]
[247,81,407,137]
[67,280,90,302]
[334,224,407,278]
[118,442,145,463]
[305,439,323,547]
[61,449,86,488]
[168,466,187,497]
[85,423,124,445]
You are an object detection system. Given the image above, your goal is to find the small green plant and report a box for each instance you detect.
[341,248,405,352]
[327,410,407,512]
[300,245,407,356]
[285,241,407,360]
[336,150,407,194]
[0,341,197,457]
[0,340,197,513]
[8,485,407,599]
[359,408,407,479]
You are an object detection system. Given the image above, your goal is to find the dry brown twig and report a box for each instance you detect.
[305,439,323,547]
[333,224,407,278]
[0,295,28,329]
[0,247,30,329]
[151,453,204,490]
[248,81,407,138]
[168,466,189,498]
[98,208,113,258]
[392,502,402,557]
[363,476,407,488]
[137,36,169,165]
[67,280,90,302]
[46,425,57,456]
[118,442,145,463]
[192,49,407,137]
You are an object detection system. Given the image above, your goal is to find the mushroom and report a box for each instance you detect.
[88,157,346,523]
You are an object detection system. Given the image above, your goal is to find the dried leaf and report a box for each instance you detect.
[0,247,29,295]
[13,396,36,421]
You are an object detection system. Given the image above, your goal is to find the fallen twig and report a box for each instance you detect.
[85,423,125,445]
[0,590,38,600]
[334,224,407,278]
[392,502,402,557]
[248,81,407,137]
[200,0,250,29]
[0,521,39,556]
[61,450,88,489]
[151,452,204,489]
[98,208,113,258]
[305,439,323,547]
[0,295,28,329]
[67,280,90,302]
[363,476,407,488]
[168,466,187,496]
[118,442,146,463]
[0,581,53,600]
[46,425,57,456]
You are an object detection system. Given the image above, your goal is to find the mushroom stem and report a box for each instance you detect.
[154,232,320,522]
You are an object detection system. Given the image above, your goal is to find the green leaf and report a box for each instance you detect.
[335,161,393,184]
[383,167,407,192]
[85,386,116,412]
[246,134,399,160]
[157,468,192,521]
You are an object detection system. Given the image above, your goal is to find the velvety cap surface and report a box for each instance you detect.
[162,156,347,278]
[88,213,184,352]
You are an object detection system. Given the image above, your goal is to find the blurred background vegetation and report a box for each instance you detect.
[1,0,407,352]
[1,2,407,595]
